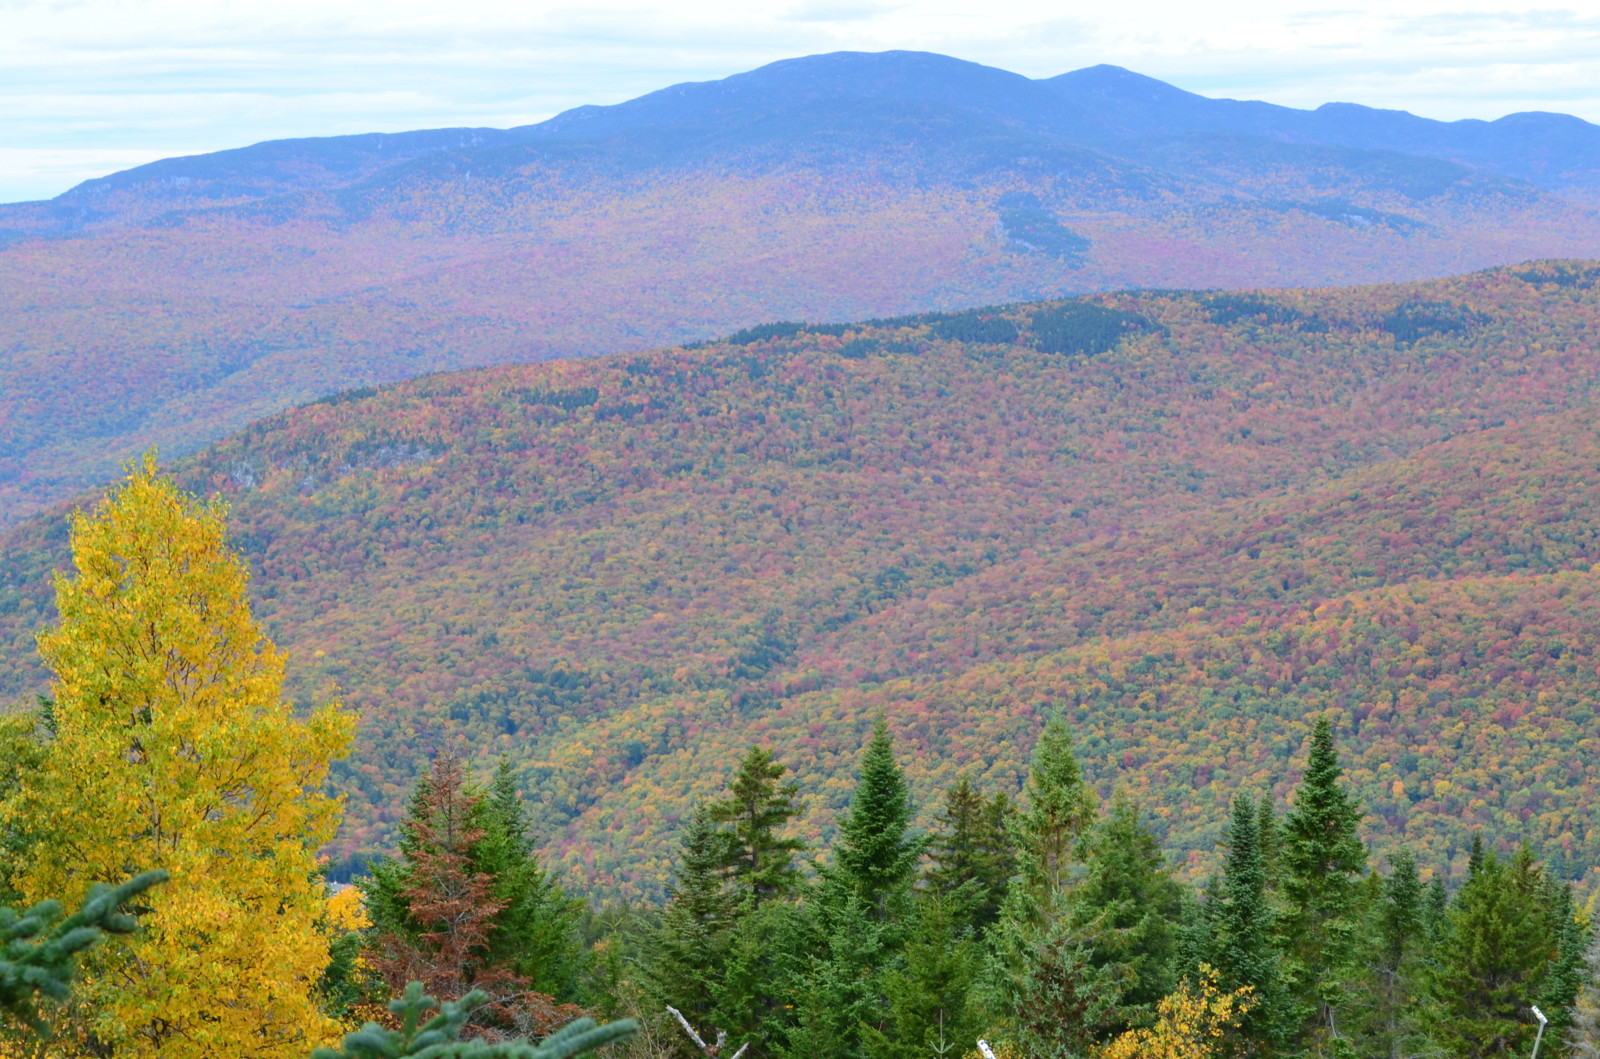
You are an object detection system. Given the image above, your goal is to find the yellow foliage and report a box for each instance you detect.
[1095,966,1253,1059]
[326,885,371,933]
[3,455,355,1058]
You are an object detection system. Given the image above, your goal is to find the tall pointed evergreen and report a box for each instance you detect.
[708,746,805,907]
[1426,846,1554,1058]
[1014,713,1098,910]
[1213,793,1285,1054]
[924,775,1015,934]
[1541,883,1591,1055]
[1072,789,1185,1023]
[641,805,735,1036]
[1363,850,1425,1059]
[1279,716,1366,1054]
[835,716,921,921]
[476,760,584,998]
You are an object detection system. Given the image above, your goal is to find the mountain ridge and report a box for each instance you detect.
[3,50,1599,530]
[3,261,1600,896]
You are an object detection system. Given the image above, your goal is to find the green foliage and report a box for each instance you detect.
[927,310,1018,344]
[1014,915,1123,1059]
[310,981,635,1059]
[1426,845,1555,1058]
[707,746,805,906]
[923,775,1015,933]
[0,870,166,1033]
[1028,302,1151,356]
[997,208,1091,261]
[1014,714,1097,912]
[1278,717,1367,1050]
[639,806,732,1034]
[835,717,921,921]
[1073,790,1185,1023]
[862,895,981,1059]
[1209,795,1286,1053]
[476,762,585,999]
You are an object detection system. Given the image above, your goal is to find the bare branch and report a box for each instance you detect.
[666,1006,710,1051]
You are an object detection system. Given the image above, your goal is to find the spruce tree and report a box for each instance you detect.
[1014,714,1097,910]
[1213,794,1285,1054]
[776,880,885,1059]
[1364,851,1425,1059]
[1279,716,1366,1054]
[1541,883,1591,1057]
[862,894,981,1059]
[1426,846,1554,1059]
[640,806,734,1039]
[1569,928,1600,1059]
[707,746,805,906]
[476,761,583,999]
[982,713,1099,1035]
[1013,914,1122,1059]
[924,775,1015,934]
[835,716,921,921]
[1072,789,1185,1024]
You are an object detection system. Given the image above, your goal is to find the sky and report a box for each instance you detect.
[3,0,1600,203]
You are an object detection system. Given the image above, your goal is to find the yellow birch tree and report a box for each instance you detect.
[1095,966,1254,1059]
[5,455,354,1057]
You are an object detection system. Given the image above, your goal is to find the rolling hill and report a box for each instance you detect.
[3,261,1600,897]
[3,51,1600,527]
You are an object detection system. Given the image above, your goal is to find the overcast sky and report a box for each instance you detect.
[3,0,1599,203]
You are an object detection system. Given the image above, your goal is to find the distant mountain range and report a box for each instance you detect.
[3,51,1600,525]
[4,261,1600,896]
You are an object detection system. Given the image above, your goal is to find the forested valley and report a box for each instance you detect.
[3,262,1600,1056]
[0,460,1595,1058]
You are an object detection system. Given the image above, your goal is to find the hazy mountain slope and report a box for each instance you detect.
[3,262,1600,894]
[3,52,1600,527]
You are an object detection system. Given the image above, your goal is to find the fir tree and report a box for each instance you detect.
[1013,914,1122,1059]
[1072,789,1185,1025]
[862,894,981,1059]
[1014,714,1097,911]
[476,762,583,999]
[835,716,921,921]
[1426,846,1554,1059]
[1212,794,1285,1054]
[1257,792,1281,893]
[1541,883,1591,1057]
[776,880,885,1059]
[1279,716,1366,1054]
[1363,851,1425,1059]
[1569,928,1600,1059]
[640,806,734,1041]
[367,756,523,1027]
[923,775,1015,934]
[707,746,805,907]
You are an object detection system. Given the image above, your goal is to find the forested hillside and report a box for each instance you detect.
[3,51,1600,525]
[3,261,1600,897]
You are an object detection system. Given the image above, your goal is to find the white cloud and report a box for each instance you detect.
[3,0,1599,202]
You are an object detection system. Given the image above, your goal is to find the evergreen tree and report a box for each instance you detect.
[1279,716,1366,1054]
[1541,884,1591,1058]
[707,747,805,907]
[1362,851,1425,1059]
[981,714,1098,1035]
[1569,928,1600,1059]
[367,757,524,1028]
[1072,790,1185,1025]
[862,894,981,1059]
[924,775,1015,934]
[1426,846,1554,1058]
[476,762,584,999]
[1257,793,1281,893]
[1212,794,1285,1054]
[640,806,735,1044]
[1013,914,1123,1059]
[8,456,354,1057]
[776,881,885,1059]
[1013,714,1098,911]
[835,716,921,921]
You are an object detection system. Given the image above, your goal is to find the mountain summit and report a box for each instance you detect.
[2,50,1598,524]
